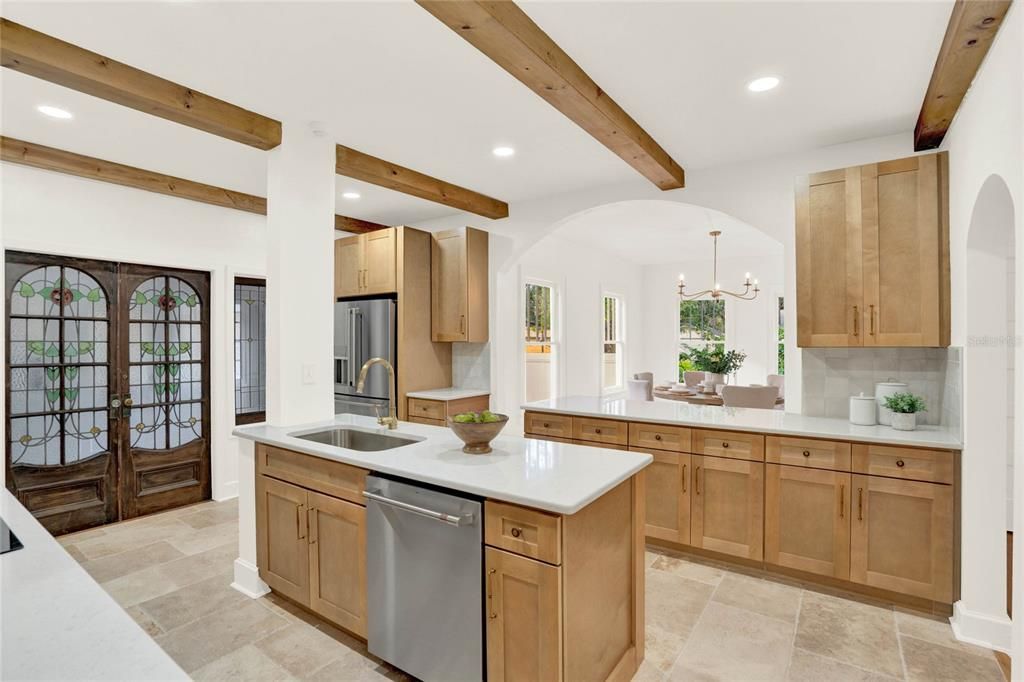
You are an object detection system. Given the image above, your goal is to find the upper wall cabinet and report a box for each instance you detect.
[796,152,949,348]
[432,227,488,343]
[335,228,397,299]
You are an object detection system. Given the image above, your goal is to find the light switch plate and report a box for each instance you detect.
[302,363,316,385]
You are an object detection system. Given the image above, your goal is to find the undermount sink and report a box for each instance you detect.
[290,427,422,452]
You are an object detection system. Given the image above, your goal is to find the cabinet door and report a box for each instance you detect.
[335,236,363,298]
[765,465,850,579]
[690,455,764,560]
[850,474,953,602]
[486,547,562,682]
[640,449,691,545]
[256,476,310,605]
[432,230,468,342]
[796,167,864,347]
[363,228,397,295]
[307,490,367,636]
[861,154,947,347]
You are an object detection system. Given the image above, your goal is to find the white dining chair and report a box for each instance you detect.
[721,385,779,409]
[627,379,653,401]
[683,371,705,388]
[767,374,785,399]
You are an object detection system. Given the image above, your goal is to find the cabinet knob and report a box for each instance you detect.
[543,422,550,428]
[510,527,522,538]
[896,459,905,468]
[722,442,730,448]
[595,428,602,434]
[802,450,811,457]
[654,434,662,441]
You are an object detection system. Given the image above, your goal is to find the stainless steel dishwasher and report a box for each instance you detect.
[364,474,483,682]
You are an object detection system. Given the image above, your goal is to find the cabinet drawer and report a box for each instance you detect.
[766,436,851,471]
[257,444,368,506]
[485,500,562,565]
[692,429,765,461]
[447,395,490,416]
[629,422,691,452]
[852,444,954,484]
[572,417,629,446]
[408,416,445,427]
[408,398,445,421]
[524,411,573,439]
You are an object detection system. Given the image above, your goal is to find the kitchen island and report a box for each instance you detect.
[233,414,651,682]
[523,395,962,615]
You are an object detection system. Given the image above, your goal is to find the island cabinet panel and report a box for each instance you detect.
[765,464,851,580]
[850,474,954,602]
[259,445,368,505]
[692,429,765,462]
[256,476,310,606]
[573,416,629,446]
[766,436,851,471]
[524,411,573,440]
[486,547,563,682]
[851,443,954,485]
[690,455,764,561]
[407,395,490,427]
[634,448,691,545]
[485,500,562,565]
[308,491,367,637]
[629,422,691,452]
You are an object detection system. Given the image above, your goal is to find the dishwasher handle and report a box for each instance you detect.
[364,490,475,527]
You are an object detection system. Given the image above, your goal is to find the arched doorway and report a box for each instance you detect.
[959,174,1016,648]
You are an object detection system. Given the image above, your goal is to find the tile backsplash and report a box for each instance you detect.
[452,342,490,391]
[801,347,962,428]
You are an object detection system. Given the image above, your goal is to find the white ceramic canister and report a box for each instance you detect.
[849,393,877,426]
[875,380,908,426]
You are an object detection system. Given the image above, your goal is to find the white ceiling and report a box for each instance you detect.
[552,200,782,266]
[0,1,952,227]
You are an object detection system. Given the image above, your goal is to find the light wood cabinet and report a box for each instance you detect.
[432,227,488,342]
[690,455,764,561]
[485,547,563,682]
[308,490,367,637]
[334,228,397,298]
[850,474,953,602]
[256,476,310,605]
[406,394,490,427]
[765,464,851,580]
[796,152,949,348]
[637,448,691,545]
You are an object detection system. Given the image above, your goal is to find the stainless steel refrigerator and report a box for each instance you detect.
[334,297,396,417]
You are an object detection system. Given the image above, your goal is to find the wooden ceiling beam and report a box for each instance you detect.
[914,0,1012,151]
[1,137,389,232]
[416,0,685,190]
[336,144,509,219]
[0,18,282,150]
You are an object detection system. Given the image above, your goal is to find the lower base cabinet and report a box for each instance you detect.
[639,449,691,545]
[690,455,764,561]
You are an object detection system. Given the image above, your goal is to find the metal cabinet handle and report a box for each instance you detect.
[487,568,497,619]
[857,488,864,521]
[681,464,687,493]
[896,459,905,468]
[543,422,550,428]
[802,450,811,457]
[869,304,876,336]
[510,527,522,538]
[296,504,306,539]
[308,507,318,544]
[595,428,602,434]
[722,442,729,449]
[853,306,859,336]
[695,467,702,495]
[839,485,845,519]
[363,490,475,527]
[459,315,466,334]
[654,434,662,441]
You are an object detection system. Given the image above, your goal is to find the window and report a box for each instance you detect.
[777,296,785,375]
[602,294,625,393]
[234,277,266,424]
[524,282,557,403]
[678,299,725,381]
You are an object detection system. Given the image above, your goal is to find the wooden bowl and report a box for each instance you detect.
[447,414,509,454]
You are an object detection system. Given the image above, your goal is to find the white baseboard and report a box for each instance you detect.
[950,600,1012,652]
[213,480,239,502]
[230,557,270,599]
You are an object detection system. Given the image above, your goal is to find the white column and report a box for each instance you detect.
[265,121,336,425]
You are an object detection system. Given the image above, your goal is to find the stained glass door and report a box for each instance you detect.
[119,264,210,519]
[6,253,119,534]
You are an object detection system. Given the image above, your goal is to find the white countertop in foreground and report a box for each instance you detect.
[235,414,651,514]
[523,396,963,450]
[0,490,187,682]
[405,387,491,401]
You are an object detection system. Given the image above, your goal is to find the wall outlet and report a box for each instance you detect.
[302,363,316,385]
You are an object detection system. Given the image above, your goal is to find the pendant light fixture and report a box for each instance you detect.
[678,230,760,301]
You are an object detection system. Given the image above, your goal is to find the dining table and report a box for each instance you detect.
[652,386,785,407]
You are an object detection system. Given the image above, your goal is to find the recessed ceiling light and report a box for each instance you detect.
[747,76,780,93]
[37,105,73,119]
[492,146,515,158]
[342,191,361,200]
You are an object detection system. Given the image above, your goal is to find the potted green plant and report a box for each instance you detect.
[882,392,926,431]
[682,345,747,390]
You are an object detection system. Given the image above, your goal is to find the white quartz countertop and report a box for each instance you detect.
[405,387,490,401]
[234,414,651,514]
[523,396,963,450]
[0,490,187,681]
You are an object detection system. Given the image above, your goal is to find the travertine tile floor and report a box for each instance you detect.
[59,499,1007,682]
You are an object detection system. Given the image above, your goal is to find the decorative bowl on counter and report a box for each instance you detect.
[447,412,509,454]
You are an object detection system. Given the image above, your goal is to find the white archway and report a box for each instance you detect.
[957,174,1017,650]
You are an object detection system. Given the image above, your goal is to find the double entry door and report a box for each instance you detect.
[6,252,211,535]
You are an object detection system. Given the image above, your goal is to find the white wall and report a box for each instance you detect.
[641,255,785,387]
[0,164,267,500]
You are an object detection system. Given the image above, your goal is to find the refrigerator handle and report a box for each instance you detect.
[348,308,358,386]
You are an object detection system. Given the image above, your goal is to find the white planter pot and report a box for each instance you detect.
[890,412,917,431]
[704,372,726,388]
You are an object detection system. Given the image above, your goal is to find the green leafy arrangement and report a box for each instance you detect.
[453,410,503,424]
[883,392,927,414]
[682,345,747,375]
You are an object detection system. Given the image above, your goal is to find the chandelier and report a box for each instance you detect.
[677,230,760,301]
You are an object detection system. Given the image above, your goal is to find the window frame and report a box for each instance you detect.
[522,278,560,404]
[601,292,626,395]
[677,297,727,380]
[774,293,785,376]
[233,276,266,425]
